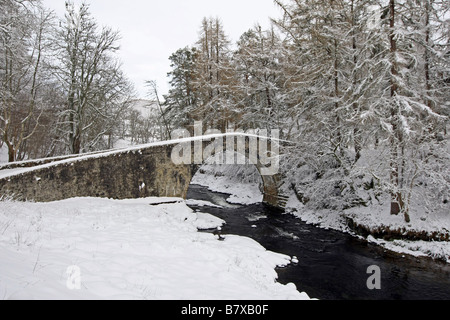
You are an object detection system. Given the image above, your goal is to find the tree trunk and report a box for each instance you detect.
[351,0,361,163]
[72,134,81,155]
[6,140,16,163]
[424,0,432,111]
[389,0,405,217]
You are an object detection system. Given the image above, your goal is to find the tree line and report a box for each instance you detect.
[163,0,449,221]
[0,0,134,162]
[1,0,448,221]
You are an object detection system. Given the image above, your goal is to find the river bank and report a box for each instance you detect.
[193,164,450,264]
[284,193,450,264]
[187,184,450,300]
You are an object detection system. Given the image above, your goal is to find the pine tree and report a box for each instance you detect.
[233,25,287,132]
[163,47,198,132]
[273,0,354,167]
[193,17,234,131]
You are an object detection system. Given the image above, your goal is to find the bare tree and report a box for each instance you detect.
[146,80,171,141]
[52,1,133,154]
[0,0,53,162]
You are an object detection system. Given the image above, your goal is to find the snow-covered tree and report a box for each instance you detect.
[272,0,358,172]
[52,1,133,154]
[0,0,53,162]
[192,17,234,132]
[233,25,289,133]
[272,0,449,221]
[163,47,198,132]
[376,0,448,220]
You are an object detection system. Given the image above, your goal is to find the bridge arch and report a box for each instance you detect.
[0,134,288,209]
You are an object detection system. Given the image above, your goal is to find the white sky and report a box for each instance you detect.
[42,0,281,99]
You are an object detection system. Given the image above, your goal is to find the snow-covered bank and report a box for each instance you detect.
[191,164,263,205]
[276,141,450,264]
[285,193,450,263]
[0,197,310,300]
[192,162,450,264]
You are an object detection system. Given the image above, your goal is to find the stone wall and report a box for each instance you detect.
[0,146,193,202]
[0,136,285,208]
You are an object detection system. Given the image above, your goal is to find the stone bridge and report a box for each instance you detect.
[0,134,289,208]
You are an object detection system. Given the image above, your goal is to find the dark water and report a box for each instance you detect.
[187,184,450,300]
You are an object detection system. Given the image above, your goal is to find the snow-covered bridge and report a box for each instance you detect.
[0,134,289,209]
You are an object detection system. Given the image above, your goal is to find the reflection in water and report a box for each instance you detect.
[187,184,450,300]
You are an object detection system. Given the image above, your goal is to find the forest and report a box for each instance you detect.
[1,0,449,222]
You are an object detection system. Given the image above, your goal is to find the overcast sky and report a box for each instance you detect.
[42,0,281,99]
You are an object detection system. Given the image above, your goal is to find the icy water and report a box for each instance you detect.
[187,184,450,300]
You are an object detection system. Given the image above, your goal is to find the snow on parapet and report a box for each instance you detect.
[0,132,286,181]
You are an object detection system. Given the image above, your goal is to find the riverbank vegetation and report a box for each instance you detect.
[162,0,448,241]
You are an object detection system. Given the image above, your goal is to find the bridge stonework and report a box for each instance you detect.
[0,136,288,209]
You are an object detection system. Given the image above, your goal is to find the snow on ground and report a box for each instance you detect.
[284,192,349,232]
[343,195,449,237]
[344,196,450,263]
[191,163,263,205]
[185,199,224,209]
[0,197,310,300]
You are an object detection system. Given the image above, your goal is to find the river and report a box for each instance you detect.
[187,184,450,300]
